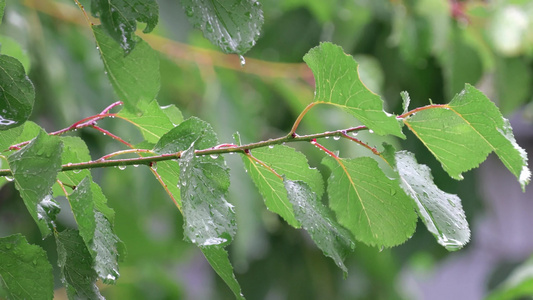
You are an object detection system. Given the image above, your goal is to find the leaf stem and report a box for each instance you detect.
[310,139,340,159]
[340,132,381,156]
[288,102,318,137]
[97,149,155,161]
[397,104,449,119]
[245,150,283,180]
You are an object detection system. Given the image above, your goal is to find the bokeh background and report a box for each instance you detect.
[1,0,533,299]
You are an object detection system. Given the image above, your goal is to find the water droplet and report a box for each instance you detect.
[210,154,219,159]
[244,11,252,19]
[268,145,274,149]
[73,169,82,174]
[333,136,341,140]
[447,199,456,207]
[379,246,384,252]
[185,6,194,17]
[151,163,157,171]
[5,176,14,182]
[118,165,127,170]
[239,55,246,67]
[96,46,100,50]
[133,164,139,168]
[325,136,330,139]
[205,21,214,33]
[368,129,374,134]
[351,132,358,137]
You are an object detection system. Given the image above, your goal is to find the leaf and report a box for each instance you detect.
[486,256,533,300]
[303,42,404,138]
[0,36,31,72]
[383,145,470,251]
[118,99,183,144]
[0,54,34,130]
[8,130,63,237]
[179,145,236,246]
[93,25,160,110]
[284,179,355,275]
[154,116,218,154]
[241,145,324,227]
[323,156,417,248]
[56,230,103,300]
[182,0,264,54]
[69,177,121,284]
[91,0,158,54]
[0,126,23,151]
[0,234,53,300]
[403,84,530,190]
[200,246,245,300]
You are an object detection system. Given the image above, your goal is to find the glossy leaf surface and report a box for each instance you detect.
[0,55,34,130]
[201,246,244,300]
[182,0,263,54]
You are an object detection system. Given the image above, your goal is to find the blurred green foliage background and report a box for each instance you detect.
[1,0,533,299]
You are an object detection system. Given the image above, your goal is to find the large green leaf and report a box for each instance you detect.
[241,145,323,227]
[93,25,160,110]
[70,177,121,284]
[154,116,218,154]
[181,0,264,54]
[323,156,417,248]
[0,234,53,300]
[303,42,404,138]
[8,130,63,237]
[0,54,34,130]
[118,99,183,144]
[179,146,236,246]
[284,179,355,275]
[383,146,470,251]
[200,246,244,300]
[403,84,530,190]
[56,230,102,300]
[91,0,158,54]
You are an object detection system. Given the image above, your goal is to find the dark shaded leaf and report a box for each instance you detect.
[56,229,103,300]
[0,54,34,130]
[8,130,63,237]
[182,0,263,54]
[91,0,158,53]
[284,179,355,275]
[0,234,53,300]
[201,246,245,300]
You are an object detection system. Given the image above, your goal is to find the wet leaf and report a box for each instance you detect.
[93,25,160,110]
[200,246,245,300]
[70,177,121,284]
[91,0,158,54]
[323,156,417,248]
[56,229,103,300]
[284,179,355,275]
[0,126,22,151]
[118,100,183,144]
[154,116,218,154]
[182,0,264,54]
[0,54,34,130]
[403,84,530,190]
[0,234,53,300]
[179,145,236,246]
[303,42,404,138]
[241,145,324,227]
[8,130,63,237]
[383,145,470,251]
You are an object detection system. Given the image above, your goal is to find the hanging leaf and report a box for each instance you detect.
[56,230,103,300]
[200,246,245,300]
[323,156,417,248]
[241,145,324,227]
[93,25,160,110]
[8,130,63,237]
[0,54,34,130]
[91,0,158,54]
[303,42,404,138]
[181,0,264,54]
[284,179,355,275]
[0,234,53,300]
[383,145,470,251]
[403,84,530,190]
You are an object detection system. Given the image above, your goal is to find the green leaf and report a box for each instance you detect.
[8,130,63,237]
[56,230,102,300]
[179,145,236,246]
[383,145,470,251]
[0,54,34,130]
[93,25,160,110]
[0,126,23,151]
[303,42,404,138]
[486,256,533,300]
[118,99,183,144]
[154,116,218,154]
[241,145,324,227]
[0,36,31,72]
[496,56,532,115]
[70,177,121,284]
[200,246,245,300]
[91,0,158,54]
[0,234,53,300]
[403,84,530,190]
[284,179,355,275]
[323,156,417,248]
[182,0,264,54]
